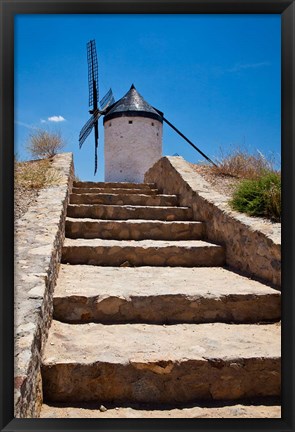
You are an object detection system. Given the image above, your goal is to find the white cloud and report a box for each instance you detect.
[48,115,66,122]
[14,121,39,130]
[226,62,271,73]
[40,119,47,123]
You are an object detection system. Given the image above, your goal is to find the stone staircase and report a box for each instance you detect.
[40,181,281,418]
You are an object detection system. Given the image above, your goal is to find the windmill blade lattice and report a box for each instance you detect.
[87,40,99,108]
[100,88,115,111]
[79,110,102,148]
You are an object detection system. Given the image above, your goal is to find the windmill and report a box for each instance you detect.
[79,40,115,174]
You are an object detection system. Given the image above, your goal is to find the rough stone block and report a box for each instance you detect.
[69,193,178,207]
[61,239,225,267]
[65,218,205,240]
[42,321,281,404]
[67,204,193,221]
[53,265,281,324]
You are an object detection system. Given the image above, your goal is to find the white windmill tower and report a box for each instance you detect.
[103,84,163,183]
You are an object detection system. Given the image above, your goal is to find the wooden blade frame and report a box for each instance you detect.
[87,40,99,109]
[94,122,99,175]
[100,88,115,111]
[79,111,101,148]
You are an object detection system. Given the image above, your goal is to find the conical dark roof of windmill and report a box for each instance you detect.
[103,84,163,124]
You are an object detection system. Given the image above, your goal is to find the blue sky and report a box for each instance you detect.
[15,14,281,181]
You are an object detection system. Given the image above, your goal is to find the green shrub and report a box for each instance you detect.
[230,171,281,222]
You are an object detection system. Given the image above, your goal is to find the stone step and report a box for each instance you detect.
[53,265,281,324]
[73,181,156,189]
[67,204,193,221]
[42,321,281,404]
[40,401,281,418]
[61,239,225,267]
[72,187,159,195]
[65,218,204,240]
[70,193,178,207]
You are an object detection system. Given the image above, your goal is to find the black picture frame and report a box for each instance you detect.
[1,1,294,431]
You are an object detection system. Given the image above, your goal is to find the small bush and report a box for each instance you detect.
[230,171,281,222]
[214,147,276,180]
[26,130,65,159]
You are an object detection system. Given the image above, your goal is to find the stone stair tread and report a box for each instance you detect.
[63,238,218,248]
[74,181,156,189]
[40,401,281,418]
[67,204,193,221]
[66,217,202,225]
[62,238,225,267]
[72,187,159,195]
[55,264,280,297]
[65,218,204,240]
[53,265,280,324]
[69,193,178,207]
[42,321,280,403]
[71,193,176,198]
[68,203,190,210]
[43,321,280,365]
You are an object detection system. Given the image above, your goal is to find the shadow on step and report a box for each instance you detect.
[42,396,281,411]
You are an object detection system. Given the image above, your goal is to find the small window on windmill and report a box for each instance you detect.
[109,122,112,127]
[151,122,154,126]
[129,120,133,124]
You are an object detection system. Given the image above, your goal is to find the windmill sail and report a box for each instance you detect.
[79,111,102,148]
[79,39,115,175]
[100,88,115,111]
[87,40,99,108]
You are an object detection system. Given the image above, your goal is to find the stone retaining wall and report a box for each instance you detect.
[14,153,74,417]
[145,156,281,288]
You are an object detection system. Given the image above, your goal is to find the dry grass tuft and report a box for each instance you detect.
[213,147,277,180]
[15,159,62,190]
